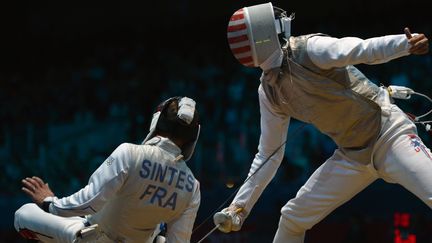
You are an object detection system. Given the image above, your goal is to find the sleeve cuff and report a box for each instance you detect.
[41,201,51,212]
[42,196,56,213]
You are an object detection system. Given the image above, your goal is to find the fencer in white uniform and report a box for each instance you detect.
[15,96,201,243]
[214,2,430,243]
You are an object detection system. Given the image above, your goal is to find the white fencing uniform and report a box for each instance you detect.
[229,34,432,243]
[15,136,201,243]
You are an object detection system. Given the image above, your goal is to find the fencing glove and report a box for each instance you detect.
[213,205,245,233]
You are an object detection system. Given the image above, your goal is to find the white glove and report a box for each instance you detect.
[213,205,245,233]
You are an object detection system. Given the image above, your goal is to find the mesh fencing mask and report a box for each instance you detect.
[143,96,200,161]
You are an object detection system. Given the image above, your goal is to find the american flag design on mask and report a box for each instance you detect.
[227,8,255,67]
[408,134,432,159]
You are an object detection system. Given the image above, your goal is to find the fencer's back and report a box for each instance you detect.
[89,137,197,242]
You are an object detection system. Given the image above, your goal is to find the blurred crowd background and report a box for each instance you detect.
[1,1,432,242]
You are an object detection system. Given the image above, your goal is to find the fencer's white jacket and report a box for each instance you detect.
[46,136,200,242]
[232,34,412,215]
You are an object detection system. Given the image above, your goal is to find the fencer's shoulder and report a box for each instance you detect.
[112,142,144,159]
[288,33,329,56]
[291,33,328,42]
[115,142,137,152]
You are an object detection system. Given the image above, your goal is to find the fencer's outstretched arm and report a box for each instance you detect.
[215,86,289,233]
[47,143,131,216]
[307,27,429,70]
[231,86,290,215]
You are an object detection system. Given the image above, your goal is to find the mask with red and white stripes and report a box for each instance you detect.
[227,2,292,68]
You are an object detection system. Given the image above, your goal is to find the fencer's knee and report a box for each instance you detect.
[280,197,324,233]
[274,215,306,243]
[278,213,306,236]
[14,203,39,231]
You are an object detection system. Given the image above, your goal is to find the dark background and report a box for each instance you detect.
[1,1,432,242]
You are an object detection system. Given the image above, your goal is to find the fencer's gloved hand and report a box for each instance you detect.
[213,205,245,233]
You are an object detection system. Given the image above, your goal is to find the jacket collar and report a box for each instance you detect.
[145,136,182,158]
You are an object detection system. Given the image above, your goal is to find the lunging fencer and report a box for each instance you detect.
[15,96,201,243]
[213,2,430,242]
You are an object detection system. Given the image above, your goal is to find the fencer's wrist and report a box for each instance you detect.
[41,197,55,213]
[41,201,51,212]
[228,203,248,218]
